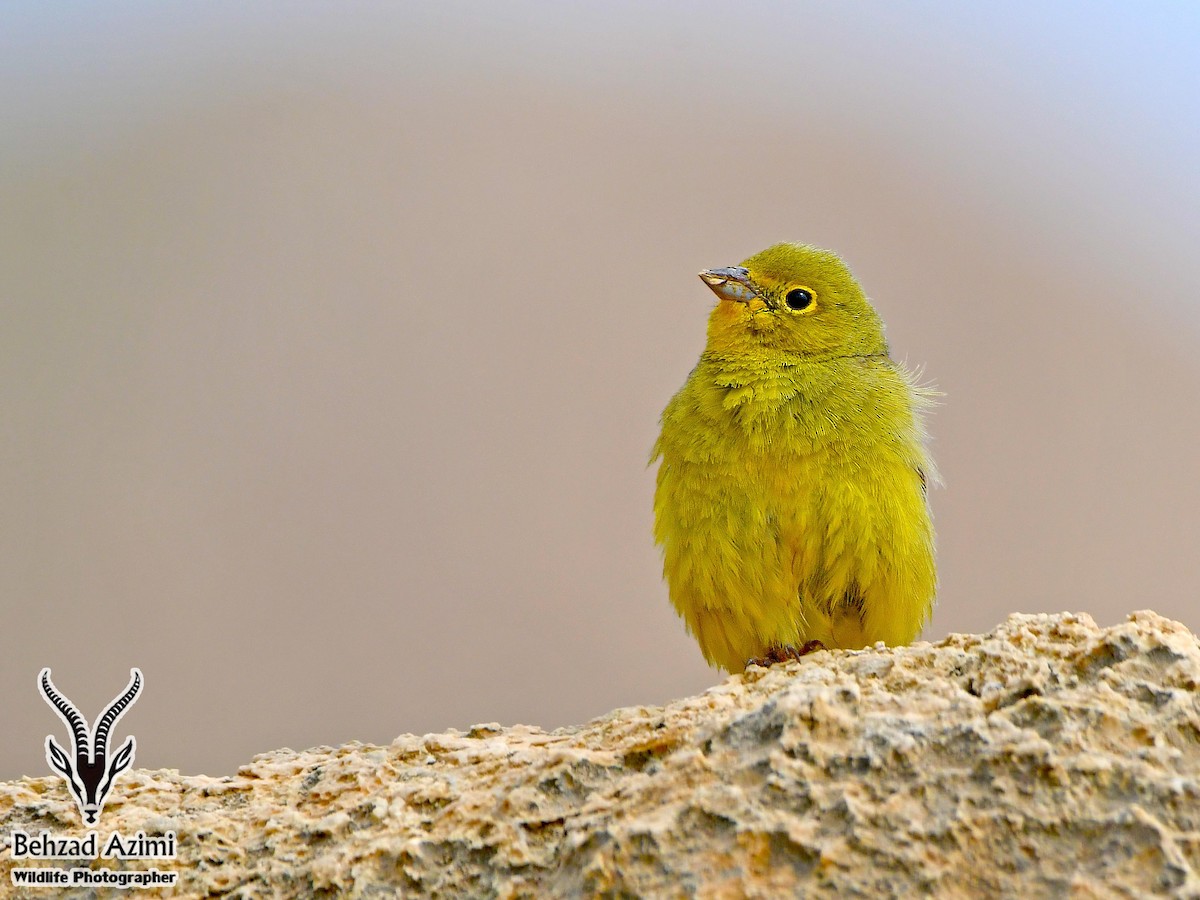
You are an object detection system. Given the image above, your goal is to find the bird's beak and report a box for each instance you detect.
[699,267,760,305]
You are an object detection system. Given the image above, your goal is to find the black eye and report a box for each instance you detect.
[785,288,813,310]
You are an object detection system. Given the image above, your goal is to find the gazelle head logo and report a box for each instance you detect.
[38,668,143,826]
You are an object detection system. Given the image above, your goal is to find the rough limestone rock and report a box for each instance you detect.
[2,611,1199,898]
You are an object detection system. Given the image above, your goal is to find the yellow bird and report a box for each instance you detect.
[652,243,937,672]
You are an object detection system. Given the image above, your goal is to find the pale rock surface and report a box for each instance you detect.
[2,611,1199,898]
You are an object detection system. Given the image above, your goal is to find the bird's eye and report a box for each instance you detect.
[785,288,813,311]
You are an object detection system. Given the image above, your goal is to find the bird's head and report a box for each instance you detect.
[699,242,888,360]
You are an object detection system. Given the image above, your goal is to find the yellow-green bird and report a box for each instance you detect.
[652,242,937,672]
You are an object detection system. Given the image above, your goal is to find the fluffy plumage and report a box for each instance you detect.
[652,242,937,672]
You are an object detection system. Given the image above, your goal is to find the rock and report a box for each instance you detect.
[3,611,1199,897]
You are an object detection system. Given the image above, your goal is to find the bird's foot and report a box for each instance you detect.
[746,640,827,668]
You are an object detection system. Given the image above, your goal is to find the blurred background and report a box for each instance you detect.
[3,2,1199,779]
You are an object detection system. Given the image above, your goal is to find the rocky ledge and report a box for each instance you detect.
[2,611,1199,898]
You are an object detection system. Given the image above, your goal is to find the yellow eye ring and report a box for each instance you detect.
[784,287,816,312]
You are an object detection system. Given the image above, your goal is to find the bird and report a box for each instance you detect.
[652,242,937,672]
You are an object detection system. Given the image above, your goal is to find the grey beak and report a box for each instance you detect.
[699,266,760,304]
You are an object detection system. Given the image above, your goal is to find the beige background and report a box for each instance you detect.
[3,4,1199,779]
